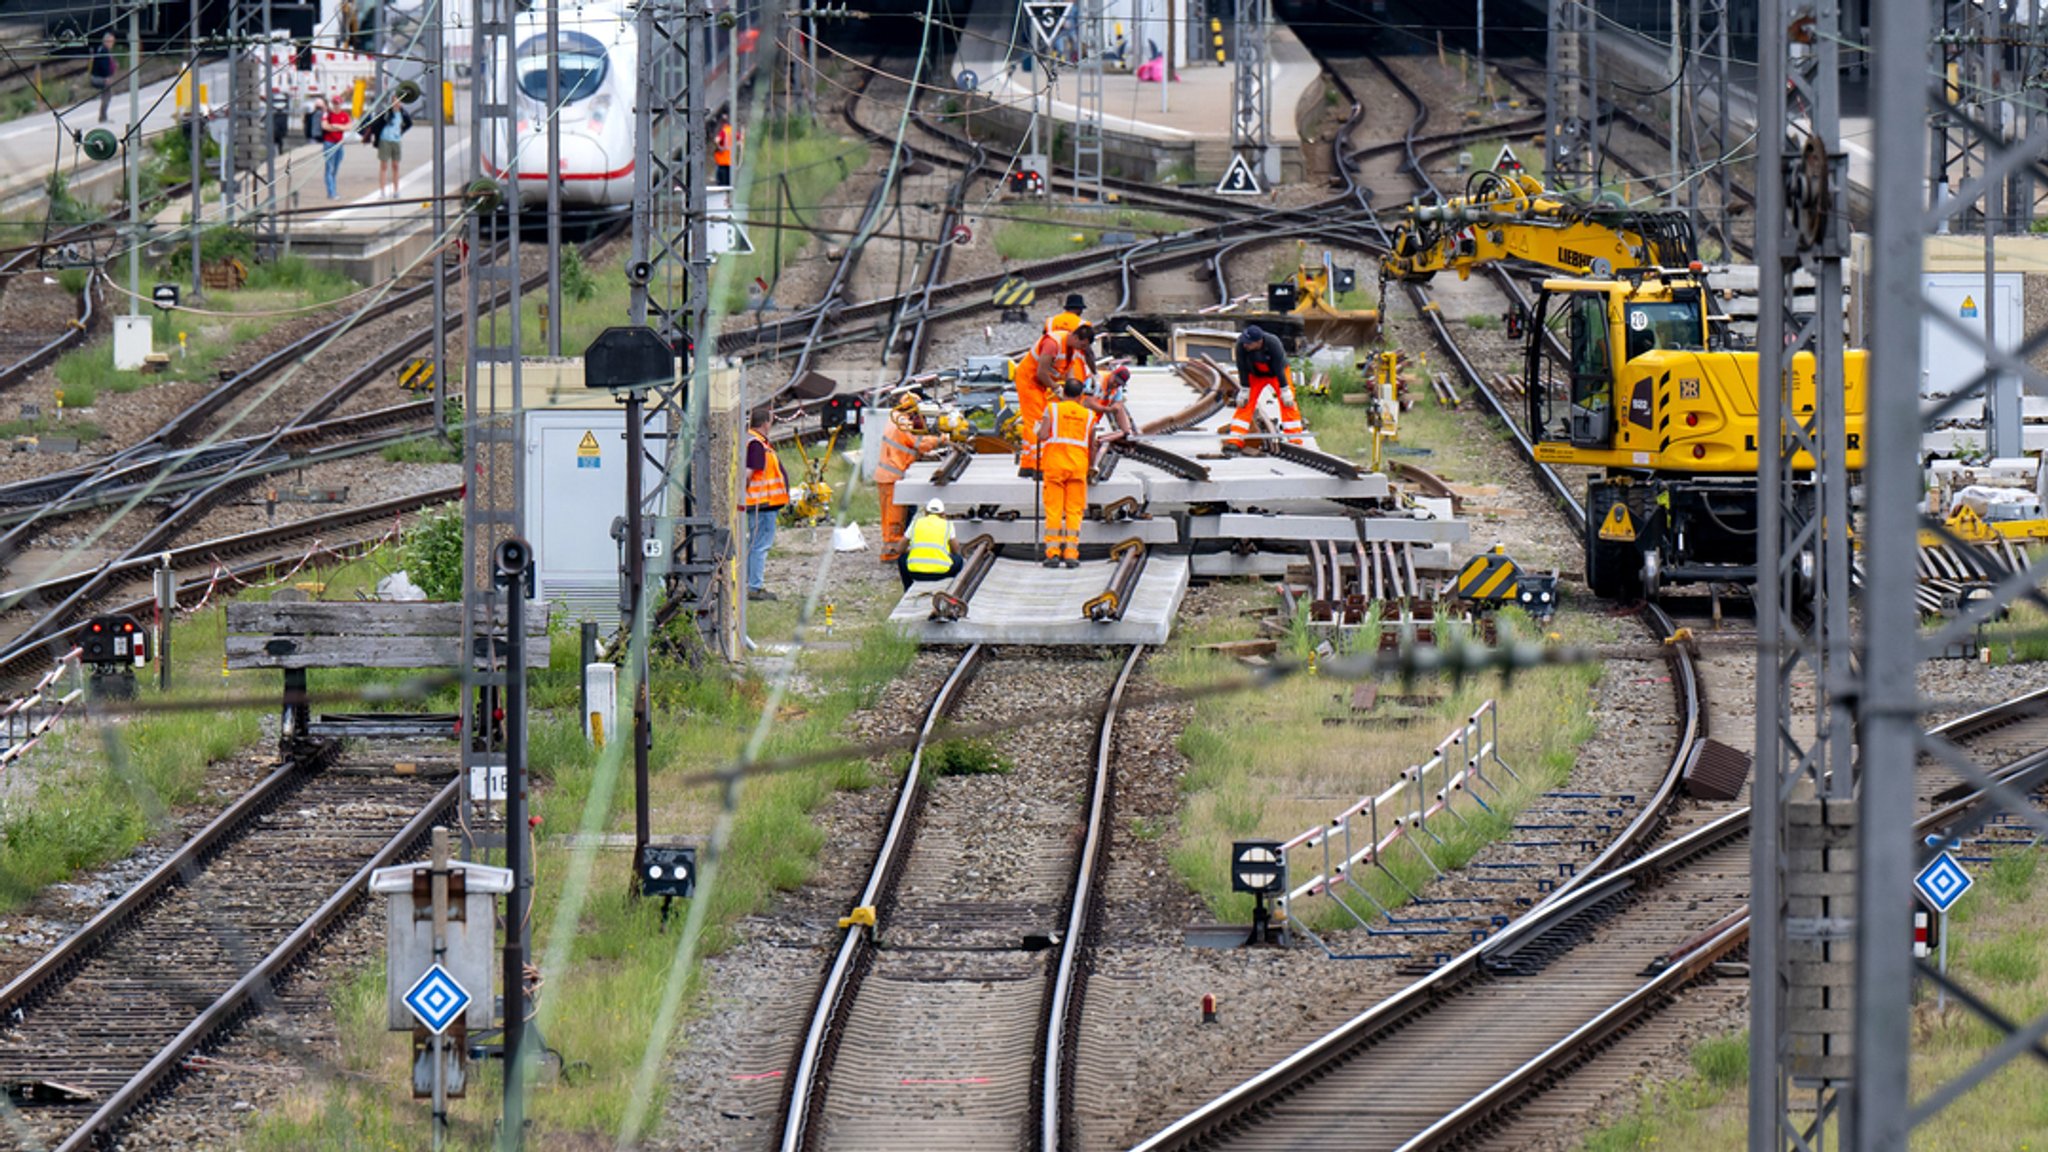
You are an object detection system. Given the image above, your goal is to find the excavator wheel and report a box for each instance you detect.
[1584,483,1650,602]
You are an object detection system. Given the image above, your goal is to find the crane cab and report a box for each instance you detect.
[1518,271,1868,598]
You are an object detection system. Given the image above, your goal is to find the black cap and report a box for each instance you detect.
[1240,324,1265,343]
[1064,293,1086,312]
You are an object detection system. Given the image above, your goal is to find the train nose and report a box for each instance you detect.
[512,126,621,205]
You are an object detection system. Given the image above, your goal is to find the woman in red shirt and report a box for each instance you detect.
[320,91,352,199]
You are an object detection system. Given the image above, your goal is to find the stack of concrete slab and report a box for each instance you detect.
[891,365,1469,576]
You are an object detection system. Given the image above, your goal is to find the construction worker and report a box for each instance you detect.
[1083,363,1136,470]
[876,393,943,563]
[1046,292,1086,337]
[713,114,735,185]
[1226,324,1305,455]
[742,407,788,602]
[1036,379,1098,568]
[900,498,962,589]
[1013,323,1090,477]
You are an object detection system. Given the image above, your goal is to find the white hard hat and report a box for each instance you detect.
[925,498,945,515]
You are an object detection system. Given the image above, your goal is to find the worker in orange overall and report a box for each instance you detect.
[1225,324,1304,454]
[713,114,736,185]
[1046,292,1087,338]
[875,393,942,563]
[1014,323,1092,478]
[1035,379,1099,568]
[1083,363,1136,471]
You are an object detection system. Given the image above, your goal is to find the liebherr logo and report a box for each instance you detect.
[1558,246,1597,270]
[1744,433,1863,453]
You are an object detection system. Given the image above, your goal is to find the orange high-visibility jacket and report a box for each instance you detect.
[1040,400,1097,476]
[744,429,788,507]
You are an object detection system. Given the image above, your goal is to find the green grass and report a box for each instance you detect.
[51,257,361,407]
[1159,586,1600,927]
[991,204,1199,261]
[380,435,460,464]
[0,418,104,441]
[246,546,922,1146]
[0,548,413,910]
[1578,842,2048,1151]
[718,117,871,314]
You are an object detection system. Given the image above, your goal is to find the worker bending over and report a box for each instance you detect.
[900,498,962,589]
[875,394,943,564]
[1226,324,1304,454]
[1036,379,1099,568]
[1014,323,1093,478]
[1085,364,1137,466]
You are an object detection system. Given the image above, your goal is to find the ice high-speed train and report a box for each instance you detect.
[480,0,638,207]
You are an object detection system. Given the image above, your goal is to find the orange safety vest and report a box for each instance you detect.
[715,124,734,167]
[744,429,788,508]
[1040,399,1096,476]
[876,417,925,483]
[1016,331,1065,389]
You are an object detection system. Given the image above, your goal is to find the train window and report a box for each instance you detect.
[516,33,609,103]
[1623,300,1704,360]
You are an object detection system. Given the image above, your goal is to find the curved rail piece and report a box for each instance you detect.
[1042,644,1144,1150]
[778,645,988,1151]
[929,535,996,622]
[1083,541,1148,622]
[1404,701,2048,1150]
[1128,602,1703,1151]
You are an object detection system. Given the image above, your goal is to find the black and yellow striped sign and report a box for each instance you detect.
[1456,550,1522,602]
[992,276,1036,309]
[399,358,436,392]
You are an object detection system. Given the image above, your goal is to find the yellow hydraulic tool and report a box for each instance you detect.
[1384,171,1698,284]
[786,429,839,525]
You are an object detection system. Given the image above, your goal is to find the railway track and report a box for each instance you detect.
[777,643,1142,1150]
[0,744,459,1151]
[0,484,458,682]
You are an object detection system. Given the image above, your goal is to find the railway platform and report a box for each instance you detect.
[952,0,1322,185]
[0,61,222,214]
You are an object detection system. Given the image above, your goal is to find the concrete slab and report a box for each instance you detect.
[951,515,1180,548]
[891,554,1189,647]
[1192,512,1471,545]
[896,454,1387,509]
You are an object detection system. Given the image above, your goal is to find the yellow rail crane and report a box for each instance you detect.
[1385,173,1869,599]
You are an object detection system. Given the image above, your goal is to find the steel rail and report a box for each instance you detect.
[778,644,988,1151]
[1041,644,1145,1150]
[0,485,458,684]
[1402,697,2048,1149]
[1129,599,1702,1151]
[44,769,461,1152]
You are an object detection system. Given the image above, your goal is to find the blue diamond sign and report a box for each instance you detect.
[403,963,472,1035]
[1914,851,1974,914]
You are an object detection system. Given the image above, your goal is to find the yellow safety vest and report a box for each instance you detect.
[905,513,953,573]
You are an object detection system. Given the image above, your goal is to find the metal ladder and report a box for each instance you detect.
[1074,0,1106,201]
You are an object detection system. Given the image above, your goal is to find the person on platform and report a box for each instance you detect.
[319,91,353,200]
[1226,324,1305,454]
[1036,379,1099,568]
[742,407,788,602]
[900,498,962,590]
[876,393,943,564]
[89,32,118,123]
[361,98,413,199]
[1014,322,1090,478]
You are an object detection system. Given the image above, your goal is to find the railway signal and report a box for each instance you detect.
[1230,840,1285,945]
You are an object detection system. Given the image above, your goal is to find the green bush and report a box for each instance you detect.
[397,509,464,600]
[1690,1034,1749,1089]
[559,245,598,304]
[924,738,1008,777]
[45,171,99,224]
[159,226,255,280]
